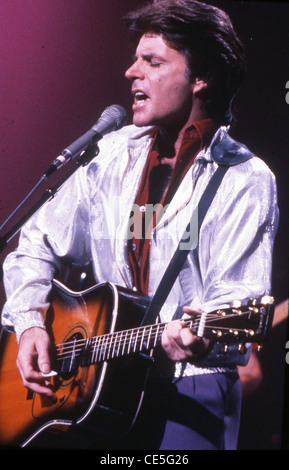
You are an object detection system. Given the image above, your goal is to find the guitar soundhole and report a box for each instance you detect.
[58,332,84,380]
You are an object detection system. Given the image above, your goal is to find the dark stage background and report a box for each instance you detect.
[0,0,288,450]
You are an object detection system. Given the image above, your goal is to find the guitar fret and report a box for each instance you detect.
[101,334,106,360]
[145,327,150,349]
[109,335,114,359]
[107,333,114,360]
[109,335,113,359]
[99,334,106,361]
[115,331,122,357]
[97,335,102,361]
[93,334,109,363]
[102,334,108,360]
[128,329,134,355]
[115,331,120,357]
[154,324,160,348]
[133,328,139,353]
[140,327,145,350]
[95,337,100,362]
[96,336,102,362]
[94,336,98,362]
[112,333,118,358]
[105,334,112,360]
[90,338,95,363]
[103,335,109,360]
[147,326,153,349]
[122,330,128,356]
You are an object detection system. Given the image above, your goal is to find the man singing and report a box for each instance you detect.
[2,0,278,449]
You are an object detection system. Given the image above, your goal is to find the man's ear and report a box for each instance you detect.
[192,78,208,96]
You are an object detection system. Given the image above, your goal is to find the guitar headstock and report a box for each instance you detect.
[202,296,275,351]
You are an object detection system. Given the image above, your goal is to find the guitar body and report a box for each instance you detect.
[0,280,152,447]
[0,278,274,448]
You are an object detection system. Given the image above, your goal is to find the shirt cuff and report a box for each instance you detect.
[14,311,46,343]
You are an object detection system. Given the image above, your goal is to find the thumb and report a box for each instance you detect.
[35,332,51,374]
[183,305,204,315]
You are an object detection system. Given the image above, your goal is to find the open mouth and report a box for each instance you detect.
[133,91,149,105]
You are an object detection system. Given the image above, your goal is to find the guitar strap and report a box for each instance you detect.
[140,133,254,326]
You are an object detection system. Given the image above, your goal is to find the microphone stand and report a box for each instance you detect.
[0,142,99,256]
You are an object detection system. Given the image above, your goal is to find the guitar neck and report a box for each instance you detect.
[90,320,192,363]
[55,296,274,375]
[57,321,186,372]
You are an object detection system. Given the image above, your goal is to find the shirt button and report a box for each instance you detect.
[140,205,146,213]
[132,243,137,251]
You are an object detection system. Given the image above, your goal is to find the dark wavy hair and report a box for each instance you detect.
[124,0,246,125]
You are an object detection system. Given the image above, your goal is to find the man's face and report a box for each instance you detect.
[125,33,194,132]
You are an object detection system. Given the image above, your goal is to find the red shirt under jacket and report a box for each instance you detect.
[128,119,216,295]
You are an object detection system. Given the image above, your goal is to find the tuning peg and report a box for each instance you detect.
[243,329,255,337]
[260,295,274,305]
[238,343,247,355]
[229,300,242,309]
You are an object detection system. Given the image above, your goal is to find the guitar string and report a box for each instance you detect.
[54,311,240,355]
[54,310,256,362]
[55,332,253,364]
[54,310,254,356]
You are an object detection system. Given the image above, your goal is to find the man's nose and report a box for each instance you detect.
[125,60,144,81]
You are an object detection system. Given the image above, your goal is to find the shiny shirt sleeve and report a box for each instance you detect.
[1,167,92,341]
[199,157,278,313]
[184,157,279,369]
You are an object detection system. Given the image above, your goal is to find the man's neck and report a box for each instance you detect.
[158,105,210,161]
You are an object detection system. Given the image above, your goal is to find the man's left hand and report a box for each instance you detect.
[161,306,210,362]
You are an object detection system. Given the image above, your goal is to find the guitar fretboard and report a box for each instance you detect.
[56,321,190,374]
[54,303,269,376]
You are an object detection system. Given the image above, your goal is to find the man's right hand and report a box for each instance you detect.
[17,327,55,397]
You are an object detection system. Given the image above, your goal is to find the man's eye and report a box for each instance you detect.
[150,61,161,67]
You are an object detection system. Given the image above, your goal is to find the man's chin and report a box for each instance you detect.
[132,115,156,128]
[134,122,149,128]
[133,119,151,128]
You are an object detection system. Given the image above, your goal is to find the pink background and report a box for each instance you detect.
[0,1,137,231]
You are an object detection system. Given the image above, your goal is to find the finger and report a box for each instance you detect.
[161,321,195,361]
[163,319,210,362]
[163,320,184,345]
[17,328,54,396]
[36,342,51,375]
[18,336,50,376]
[16,357,55,397]
[182,305,204,315]
[179,326,196,348]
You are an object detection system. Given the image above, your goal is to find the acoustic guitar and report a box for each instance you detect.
[0,279,274,447]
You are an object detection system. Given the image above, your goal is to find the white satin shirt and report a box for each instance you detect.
[1,124,279,375]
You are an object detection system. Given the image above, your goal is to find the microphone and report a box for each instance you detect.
[44,104,126,177]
